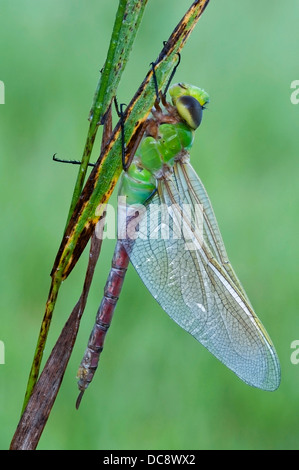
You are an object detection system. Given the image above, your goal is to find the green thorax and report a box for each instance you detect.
[119,83,209,206]
[119,121,193,205]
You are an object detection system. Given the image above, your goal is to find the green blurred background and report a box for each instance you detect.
[1,0,299,450]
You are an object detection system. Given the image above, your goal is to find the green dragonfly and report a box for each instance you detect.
[76,81,281,406]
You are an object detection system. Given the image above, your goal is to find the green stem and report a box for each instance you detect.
[66,0,148,226]
[22,275,62,414]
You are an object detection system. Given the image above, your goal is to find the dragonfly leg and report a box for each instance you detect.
[114,97,152,172]
[150,51,181,110]
[52,153,96,167]
[150,61,163,114]
[161,52,181,104]
[114,98,128,171]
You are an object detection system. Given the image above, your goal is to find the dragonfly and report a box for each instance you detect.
[76,79,281,407]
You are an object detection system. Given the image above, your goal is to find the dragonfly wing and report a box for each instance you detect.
[173,161,251,303]
[121,160,280,391]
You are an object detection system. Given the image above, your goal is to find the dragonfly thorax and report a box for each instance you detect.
[118,83,209,207]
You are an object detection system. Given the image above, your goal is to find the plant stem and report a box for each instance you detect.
[66,0,149,226]
[21,0,149,413]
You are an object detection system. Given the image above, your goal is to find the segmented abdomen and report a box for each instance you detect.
[77,241,130,391]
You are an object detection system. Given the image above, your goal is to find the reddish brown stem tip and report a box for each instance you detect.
[75,390,85,410]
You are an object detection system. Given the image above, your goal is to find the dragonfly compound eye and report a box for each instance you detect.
[176,95,203,130]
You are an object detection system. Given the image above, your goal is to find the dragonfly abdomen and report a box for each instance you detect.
[77,241,130,394]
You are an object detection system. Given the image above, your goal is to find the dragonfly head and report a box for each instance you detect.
[169,83,209,130]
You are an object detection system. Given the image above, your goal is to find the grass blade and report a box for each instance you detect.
[66,0,149,224]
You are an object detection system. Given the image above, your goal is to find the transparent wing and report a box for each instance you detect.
[121,160,280,391]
